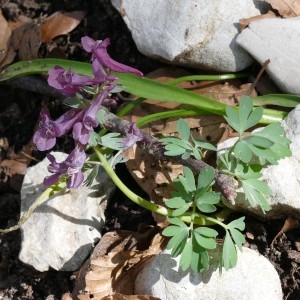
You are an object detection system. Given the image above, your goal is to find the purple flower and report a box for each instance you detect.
[33,111,57,151]
[44,143,86,189]
[48,66,102,96]
[123,122,143,150]
[81,36,143,77]
[73,83,117,144]
[33,109,84,151]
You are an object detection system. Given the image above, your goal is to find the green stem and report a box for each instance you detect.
[94,146,230,226]
[136,108,207,128]
[167,73,249,86]
[94,146,170,216]
[0,181,66,233]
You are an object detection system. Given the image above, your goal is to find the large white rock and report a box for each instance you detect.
[19,152,115,272]
[237,17,300,94]
[111,0,269,72]
[134,247,282,300]
[217,106,300,219]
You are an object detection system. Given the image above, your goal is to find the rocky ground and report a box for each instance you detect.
[0,0,299,299]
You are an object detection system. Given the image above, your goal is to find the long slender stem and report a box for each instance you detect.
[167,73,249,86]
[94,146,170,216]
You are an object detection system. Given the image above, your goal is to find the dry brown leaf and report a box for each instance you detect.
[41,11,86,43]
[73,227,165,299]
[0,10,12,66]
[0,159,27,191]
[10,20,41,60]
[265,0,300,17]
[271,216,300,248]
[240,11,277,30]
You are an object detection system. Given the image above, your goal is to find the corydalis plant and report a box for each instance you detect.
[3,35,292,273]
[34,36,143,188]
[160,99,291,271]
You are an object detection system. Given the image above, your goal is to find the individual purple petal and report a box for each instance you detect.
[123,122,144,150]
[54,109,84,136]
[81,36,143,77]
[67,171,84,189]
[44,173,62,186]
[72,121,93,145]
[33,111,58,151]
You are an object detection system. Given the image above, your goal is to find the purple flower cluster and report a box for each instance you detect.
[34,36,144,188]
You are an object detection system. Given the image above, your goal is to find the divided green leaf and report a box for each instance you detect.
[224,97,263,135]
[242,179,272,212]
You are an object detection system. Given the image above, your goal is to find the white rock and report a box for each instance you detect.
[135,247,282,300]
[111,0,269,72]
[237,17,300,94]
[19,152,115,272]
[217,107,300,219]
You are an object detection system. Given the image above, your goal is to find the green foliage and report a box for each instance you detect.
[0,51,295,272]
[161,118,216,160]
[162,96,292,272]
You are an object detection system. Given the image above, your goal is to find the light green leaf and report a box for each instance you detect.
[224,106,240,133]
[244,135,274,148]
[194,227,218,237]
[177,119,190,141]
[234,140,252,163]
[172,203,191,216]
[193,233,216,250]
[100,133,124,150]
[196,192,220,213]
[180,238,193,271]
[162,225,182,237]
[197,166,215,189]
[167,229,189,257]
[182,167,196,191]
[242,179,272,212]
[229,228,245,251]
[167,217,189,227]
[193,139,217,151]
[227,216,246,231]
[165,197,186,208]
[225,97,263,135]
[191,242,210,272]
[222,231,238,270]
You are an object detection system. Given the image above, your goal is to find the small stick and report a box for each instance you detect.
[246,59,271,97]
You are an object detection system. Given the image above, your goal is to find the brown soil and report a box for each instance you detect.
[0,0,299,299]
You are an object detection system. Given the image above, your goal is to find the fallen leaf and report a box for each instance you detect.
[0,9,12,66]
[41,11,86,43]
[271,216,300,248]
[10,20,41,60]
[265,0,300,17]
[73,227,166,299]
[0,159,27,191]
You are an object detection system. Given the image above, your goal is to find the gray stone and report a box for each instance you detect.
[111,0,269,72]
[19,152,115,272]
[237,17,300,94]
[134,247,282,300]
